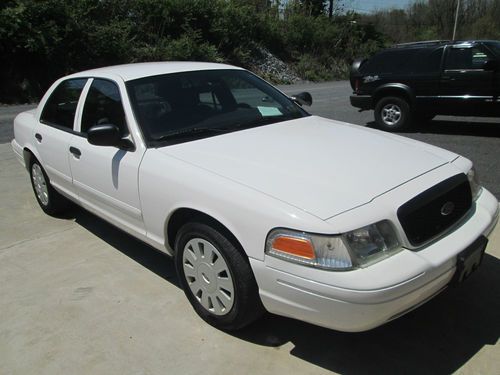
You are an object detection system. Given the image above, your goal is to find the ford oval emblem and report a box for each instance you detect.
[440,201,455,216]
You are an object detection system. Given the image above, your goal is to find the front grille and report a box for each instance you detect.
[398,174,472,247]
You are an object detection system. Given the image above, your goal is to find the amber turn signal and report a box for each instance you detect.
[271,236,315,259]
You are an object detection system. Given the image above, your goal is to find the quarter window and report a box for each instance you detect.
[40,79,87,130]
[81,79,127,135]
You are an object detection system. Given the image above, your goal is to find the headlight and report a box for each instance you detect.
[467,167,482,200]
[265,220,402,271]
[343,221,401,267]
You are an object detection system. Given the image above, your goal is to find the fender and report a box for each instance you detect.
[373,83,416,105]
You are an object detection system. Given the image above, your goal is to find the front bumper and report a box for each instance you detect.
[350,95,372,110]
[252,189,499,332]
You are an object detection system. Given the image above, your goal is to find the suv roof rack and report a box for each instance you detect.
[392,40,450,48]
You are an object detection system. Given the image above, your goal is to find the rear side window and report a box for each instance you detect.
[413,48,443,74]
[40,79,87,130]
[81,79,128,136]
[360,49,418,74]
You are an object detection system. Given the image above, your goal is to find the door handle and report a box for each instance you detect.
[35,133,42,142]
[69,146,81,157]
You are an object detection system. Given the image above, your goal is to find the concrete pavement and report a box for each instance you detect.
[1,140,499,374]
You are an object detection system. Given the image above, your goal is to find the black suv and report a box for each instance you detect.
[350,40,500,131]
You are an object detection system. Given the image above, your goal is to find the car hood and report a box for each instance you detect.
[158,116,457,220]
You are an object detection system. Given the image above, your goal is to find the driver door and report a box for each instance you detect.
[440,44,496,115]
[69,78,146,237]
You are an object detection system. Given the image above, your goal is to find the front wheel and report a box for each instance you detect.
[175,222,264,330]
[374,96,411,132]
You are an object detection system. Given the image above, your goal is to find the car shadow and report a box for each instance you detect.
[233,252,500,374]
[366,118,500,138]
[66,207,499,374]
[69,207,180,288]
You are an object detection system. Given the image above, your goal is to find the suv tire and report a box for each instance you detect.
[375,96,411,132]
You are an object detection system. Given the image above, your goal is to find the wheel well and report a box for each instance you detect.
[374,89,412,107]
[166,208,245,258]
[23,147,34,170]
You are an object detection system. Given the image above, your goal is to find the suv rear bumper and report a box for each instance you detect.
[350,95,372,110]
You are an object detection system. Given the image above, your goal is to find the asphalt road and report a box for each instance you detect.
[2,81,499,197]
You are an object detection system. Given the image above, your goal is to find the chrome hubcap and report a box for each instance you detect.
[182,238,235,316]
[32,164,49,206]
[381,104,402,126]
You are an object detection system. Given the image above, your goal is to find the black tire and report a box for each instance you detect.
[175,222,264,330]
[374,96,411,132]
[29,158,70,216]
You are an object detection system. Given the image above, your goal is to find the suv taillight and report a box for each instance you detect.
[354,79,360,93]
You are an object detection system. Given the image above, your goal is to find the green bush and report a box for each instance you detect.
[0,0,386,103]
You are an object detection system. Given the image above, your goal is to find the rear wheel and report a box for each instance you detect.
[374,96,411,132]
[29,158,70,215]
[175,222,264,330]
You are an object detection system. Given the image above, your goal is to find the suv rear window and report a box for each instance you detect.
[360,48,443,75]
[360,50,416,74]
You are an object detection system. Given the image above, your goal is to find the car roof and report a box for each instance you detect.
[65,61,243,82]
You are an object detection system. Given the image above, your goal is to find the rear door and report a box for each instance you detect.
[35,78,88,200]
[68,78,146,236]
[440,43,496,115]
[410,47,444,110]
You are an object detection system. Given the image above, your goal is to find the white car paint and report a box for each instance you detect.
[11,62,499,332]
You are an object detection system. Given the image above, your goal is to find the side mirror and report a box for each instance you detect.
[291,92,313,107]
[87,124,134,150]
[483,59,500,71]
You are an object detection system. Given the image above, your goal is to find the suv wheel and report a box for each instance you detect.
[375,96,411,131]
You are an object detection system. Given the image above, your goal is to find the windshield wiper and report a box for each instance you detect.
[152,126,230,143]
[229,115,292,130]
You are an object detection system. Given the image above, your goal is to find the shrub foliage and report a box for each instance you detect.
[0,0,381,102]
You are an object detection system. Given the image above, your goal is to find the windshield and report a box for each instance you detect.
[126,69,309,146]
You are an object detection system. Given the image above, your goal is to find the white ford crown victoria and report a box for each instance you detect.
[11,62,499,332]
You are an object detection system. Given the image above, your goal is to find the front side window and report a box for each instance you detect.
[484,42,500,57]
[126,69,308,145]
[40,79,87,130]
[445,46,495,70]
[81,79,127,136]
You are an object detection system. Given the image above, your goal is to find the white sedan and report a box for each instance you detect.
[11,62,499,331]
